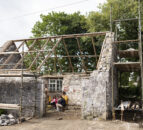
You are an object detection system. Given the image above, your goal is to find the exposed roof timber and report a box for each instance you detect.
[0,55,99,66]
[0,69,28,72]
[36,38,62,71]
[0,74,38,77]
[76,37,87,72]
[0,32,105,73]
[11,32,107,42]
[49,39,63,73]
[63,39,74,72]
[91,37,98,63]
[13,39,37,69]
[0,41,25,69]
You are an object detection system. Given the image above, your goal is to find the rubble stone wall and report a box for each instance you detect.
[0,77,45,117]
[81,33,117,119]
[62,74,89,105]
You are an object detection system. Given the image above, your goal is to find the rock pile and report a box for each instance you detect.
[0,114,18,126]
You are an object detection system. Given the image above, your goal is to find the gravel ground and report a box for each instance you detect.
[0,118,142,130]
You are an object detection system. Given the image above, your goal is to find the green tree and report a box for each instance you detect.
[32,12,87,37]
[86,0,142,100]
[87,0,139,40]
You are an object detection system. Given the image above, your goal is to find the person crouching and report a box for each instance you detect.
[56,95,66,111]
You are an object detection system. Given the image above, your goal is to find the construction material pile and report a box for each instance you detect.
[0,114,18,126]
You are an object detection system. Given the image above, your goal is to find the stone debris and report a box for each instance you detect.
[57,117,63,120]
[0,114,18,126]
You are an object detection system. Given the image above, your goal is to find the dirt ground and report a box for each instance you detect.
[0,118,142,130]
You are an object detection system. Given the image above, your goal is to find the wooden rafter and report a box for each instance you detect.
[91,37,98,63]
[53,46,62,74]
[36,38,62,71]
[37,39,55,73]
[0,55,99,66]
[1,41,13,52]
[63,39,74,72]
[52,39,57,73]
[0,32,106,73]
[12,32,107,42]
[54,39,62,73]
[49,39,63,73]
[28,38,50,70]
[25,41,35,61]
[76,38,87,72]
[13,39,37,69]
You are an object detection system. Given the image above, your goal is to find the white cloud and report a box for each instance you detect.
[0,0,106,46]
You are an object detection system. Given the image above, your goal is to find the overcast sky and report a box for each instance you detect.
[0,0,106,46]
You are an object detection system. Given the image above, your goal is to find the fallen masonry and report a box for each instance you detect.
[0,114,18,126]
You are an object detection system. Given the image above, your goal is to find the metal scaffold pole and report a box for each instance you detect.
[110,5,113,32]
[138,0,143,108]
[20,40,24,122]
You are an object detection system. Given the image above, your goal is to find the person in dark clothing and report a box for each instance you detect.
[56,96,66,111]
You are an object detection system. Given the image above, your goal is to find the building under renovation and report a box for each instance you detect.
[0,2,142,121]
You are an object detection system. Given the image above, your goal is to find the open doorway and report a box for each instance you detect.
[44,77,81,120]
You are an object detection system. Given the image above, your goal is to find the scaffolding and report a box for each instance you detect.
[0,0,142,122]
[111,0,143,120]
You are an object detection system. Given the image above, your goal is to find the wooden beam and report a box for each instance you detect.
[0,74,38,77]
[0,103,20,110]
[114,62,141,71]
[28,38,50,70]
[25,41,35,61]
[118,50,139,58]
[91,37,98,63]
[12,32,107,42]
[0,41,13,53]
[53,46,62,74]
[113,39,139,44]
[63,39,74,72]
[113,18,138,22]
[76,38,87,72]
[13,39,37,69]
[0,69,28,71]
[0,41,25,69]
[36,38,62,71]
[53,39,57,73]
[49,39,63,74]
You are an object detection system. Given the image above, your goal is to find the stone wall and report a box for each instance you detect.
[62,74,89,105]
[0,77,45,117]
[41,74,89,106]
[81,32,118,119]
[0,32,118,119]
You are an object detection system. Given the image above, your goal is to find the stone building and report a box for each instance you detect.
[0,32,117,119]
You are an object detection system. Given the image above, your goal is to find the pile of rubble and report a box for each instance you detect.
[0,114,18,126]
